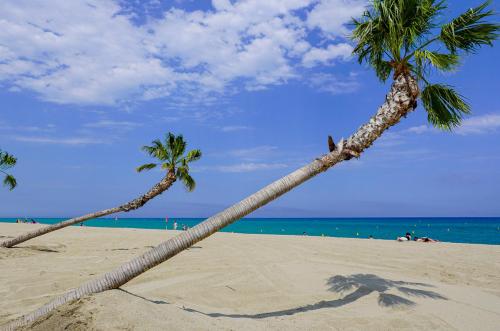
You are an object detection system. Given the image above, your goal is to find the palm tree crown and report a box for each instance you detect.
[0,149,17,190]
[136,133,202,191]
[352,0,499,129]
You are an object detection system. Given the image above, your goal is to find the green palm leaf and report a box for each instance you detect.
[184,149,202,163]
[414,50,459,71]
[421,84,470,129]
[3,174,17,190]
[352,1,498,129]
[0,150,17,170]
[176,166,196,192]
[1,149,17,191]
[138,133,201,192]
[440,1,499,53]
[136,163,158,172]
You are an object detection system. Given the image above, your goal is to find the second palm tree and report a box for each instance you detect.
[1,133,201,248]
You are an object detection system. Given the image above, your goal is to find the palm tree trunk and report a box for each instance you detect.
[1,74,419,330]
[0,172,177,248]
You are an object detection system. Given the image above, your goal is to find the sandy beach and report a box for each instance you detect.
[1,223,499,330]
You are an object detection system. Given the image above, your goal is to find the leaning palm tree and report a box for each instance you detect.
[2,1,498,329]
[0,149,17,191]
[1,133,201,248]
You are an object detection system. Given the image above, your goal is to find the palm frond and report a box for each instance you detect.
[166,133,176,159]
[161,162,175,171]
[414,50,460,71]
[352,8,388,64]
[352,0,448,77]
[440,1,499,53]
[139,133,200,191]
[174,134,187,160]
[177,166,196,192]
[421,84,470,129]
[0,150,17,170]
[141,139,169,161]
[3,174,17,190]
[183,149,202,164]
[400,0,446,53]
[136,163,158,172]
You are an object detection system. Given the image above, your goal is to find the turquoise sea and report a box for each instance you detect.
[1,217,499,245]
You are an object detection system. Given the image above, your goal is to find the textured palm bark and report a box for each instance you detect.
[1,74,419,331]
[0,171,177,248]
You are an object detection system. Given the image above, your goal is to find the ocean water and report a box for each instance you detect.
[1,217,499,245]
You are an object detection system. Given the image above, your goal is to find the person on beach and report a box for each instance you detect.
[397,232,412,241]
[414,236,439,243]
[173,221,178,230]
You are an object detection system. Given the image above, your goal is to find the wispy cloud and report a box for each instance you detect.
[307,0,367,36]
[196,162,288,173]
[229,145,278,160]
[217,163,288,173]
[308,72,360,95]
[84,120,142,129]
[0,123,56,133]
[457,113,500,135]
[405,114,500,136]
[405,125,430,134]
[302,44,353,68]
[0,0,366,105]
[162,108,241,124]
[12,136,108,145]
[373,132,405,148]
[220,125,252,132]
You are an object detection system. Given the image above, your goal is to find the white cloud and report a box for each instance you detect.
[12,136,107,145]
[307,0,367,36]
[220,125,252,132]
[229,145,278,159]
[0,123,56,133]
[210,162,288,173]
[302,43,353,67]
[308,72,360,94]
[405,125,430,134]
[162,108,241,124]
[84,120,141,129]
[405,114,500,136]
[375,132,405,148]
[0,1,175,105]
[456,114,500,135]
[0,0,362,105]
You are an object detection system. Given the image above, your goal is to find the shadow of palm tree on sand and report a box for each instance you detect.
[183,274,446,319]
[118,288,169,305]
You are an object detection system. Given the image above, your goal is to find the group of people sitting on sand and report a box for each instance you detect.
[15,218,37,224]
[397,232,438,242]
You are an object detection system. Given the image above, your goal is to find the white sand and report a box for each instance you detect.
[1,223,499,330]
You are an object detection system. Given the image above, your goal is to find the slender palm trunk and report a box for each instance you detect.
[1,171,177,248]
[1,74,418,330]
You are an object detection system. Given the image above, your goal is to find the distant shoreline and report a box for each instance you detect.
[2,217,499,245]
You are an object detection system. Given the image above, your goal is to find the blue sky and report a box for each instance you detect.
[1,0,499,218]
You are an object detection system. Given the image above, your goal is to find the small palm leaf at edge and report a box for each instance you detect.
[136,163,158,173]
